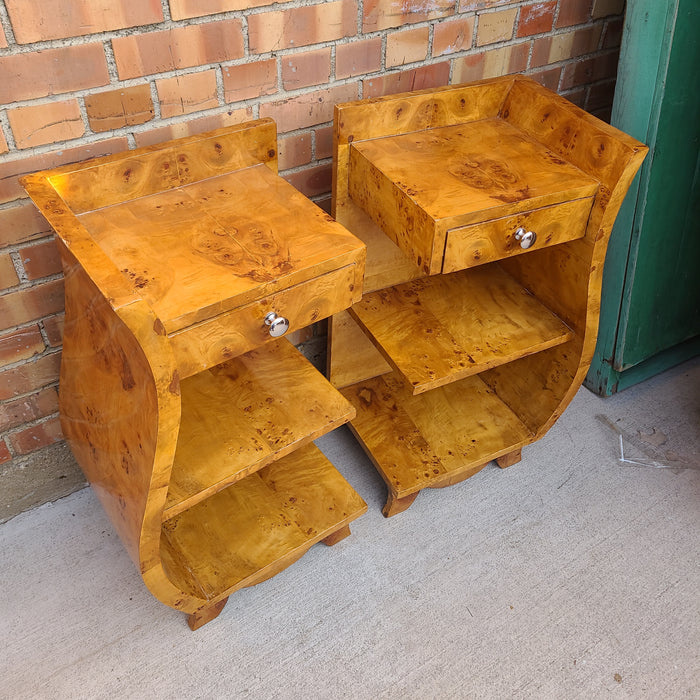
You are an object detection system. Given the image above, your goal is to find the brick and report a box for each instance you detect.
[18,239,62,281]
[586,78,616,113]
[557,0,593,28]
[0,386,58,431]
[0,279,65,331]
[278,134,311,171]
[133,108,253,148]
[560,50,619,89]
[561,88,586,108]
[528,66,562,91]
[169,0,285,20]
[0,352,61,400]
[112,20,244,80]
[42,315,64,347]
[9,416,63,455]
[85,85,155,132]
[6,0,163,44]
[282,48,331,90]
[452,43,529,82]
[0,202,51,248]
[460,0,513,8]
[260,83,359,133]
[364,0,453,32]
[603,18,623,49]
[386,27,430,68]
[315,126,333,160]
[284,163,332,199]
[336,38,383,79]
[0,440,10,464]
[517,1,556,38]
[0,129,8,155]
[433,17,474,57]
[156,70,219,119]
[531,26,603,67]
[1,254,19,291]
[476,8,518,46]
[0,24,7,49]
[8,100,84,150]
[0,44,110,104]
[0,137,129,205]
[363,62,450,99]
[0,326,45,367]
[592,0,624,19]
[250,1,357,53]
[222,59,277,103]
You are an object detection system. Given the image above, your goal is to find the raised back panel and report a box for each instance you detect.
[46,119,278,214]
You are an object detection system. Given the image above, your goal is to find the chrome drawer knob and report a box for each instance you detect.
[264,311,290,337]
[515,227,537,249]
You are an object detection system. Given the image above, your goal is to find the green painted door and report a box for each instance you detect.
[585,0,700,396]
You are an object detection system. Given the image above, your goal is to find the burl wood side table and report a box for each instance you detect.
[22,119,367,629]
[328,75,647,517]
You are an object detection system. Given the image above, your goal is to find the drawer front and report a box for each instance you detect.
[171,264,358,378]
[442,197,593,273]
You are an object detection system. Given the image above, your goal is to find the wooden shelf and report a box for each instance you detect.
[349,264,573,395]
[164,338,355,520]
[160,442,367,601]
[341,372,531,500]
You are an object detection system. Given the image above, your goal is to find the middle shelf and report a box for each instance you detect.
[164,338,355,520]
[349,263,573,395]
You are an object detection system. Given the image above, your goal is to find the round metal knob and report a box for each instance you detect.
[514,227,537,249]
[264,311,290,337]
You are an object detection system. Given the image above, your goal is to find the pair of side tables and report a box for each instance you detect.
[22,76,647,629]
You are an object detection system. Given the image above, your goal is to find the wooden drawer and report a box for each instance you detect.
[171,263,359,378]
[443,196,593,273]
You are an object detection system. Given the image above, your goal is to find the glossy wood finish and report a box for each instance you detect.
[350,264,573,395]
[165,338,355,519]
[349,119,597,275]
[443,196,593,272]
[342,372,531,510]
[21,120,367,627]
[330,76,647,515]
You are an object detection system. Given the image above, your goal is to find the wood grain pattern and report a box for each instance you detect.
[342,372,531,510]
[165,338,355,519]
[79,164,364,333]
[21,119,368,626]
[46,119,279,214]
[333,77,513,216]
[327,309,392,390]
[330,75,647,515]
[170,263,358,379]
[443,196,593,272]
[348,118,597,274]
[161,443,367,602]
[350,264,573,395]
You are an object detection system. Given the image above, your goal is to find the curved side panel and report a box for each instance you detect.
[59,244,203,613]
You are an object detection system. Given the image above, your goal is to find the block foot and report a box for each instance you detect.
[187,597,228,631]
[496,448,522,469]
[321,524,352,546]
[382,491,419,517]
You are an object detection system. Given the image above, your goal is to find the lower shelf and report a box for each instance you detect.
[342,371,532,500]
[160,442,367,602]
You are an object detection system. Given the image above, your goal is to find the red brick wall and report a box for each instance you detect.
[0,0,624,515]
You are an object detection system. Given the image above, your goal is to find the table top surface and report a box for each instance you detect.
[351,117,599,226]
[76,163,363,333]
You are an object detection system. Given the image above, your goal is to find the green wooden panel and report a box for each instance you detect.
[585,0,699,395]
[615,0,700,370]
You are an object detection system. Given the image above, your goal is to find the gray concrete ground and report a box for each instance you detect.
[1,358,698,699]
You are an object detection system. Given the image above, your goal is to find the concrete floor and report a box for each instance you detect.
[2,358,699,699]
